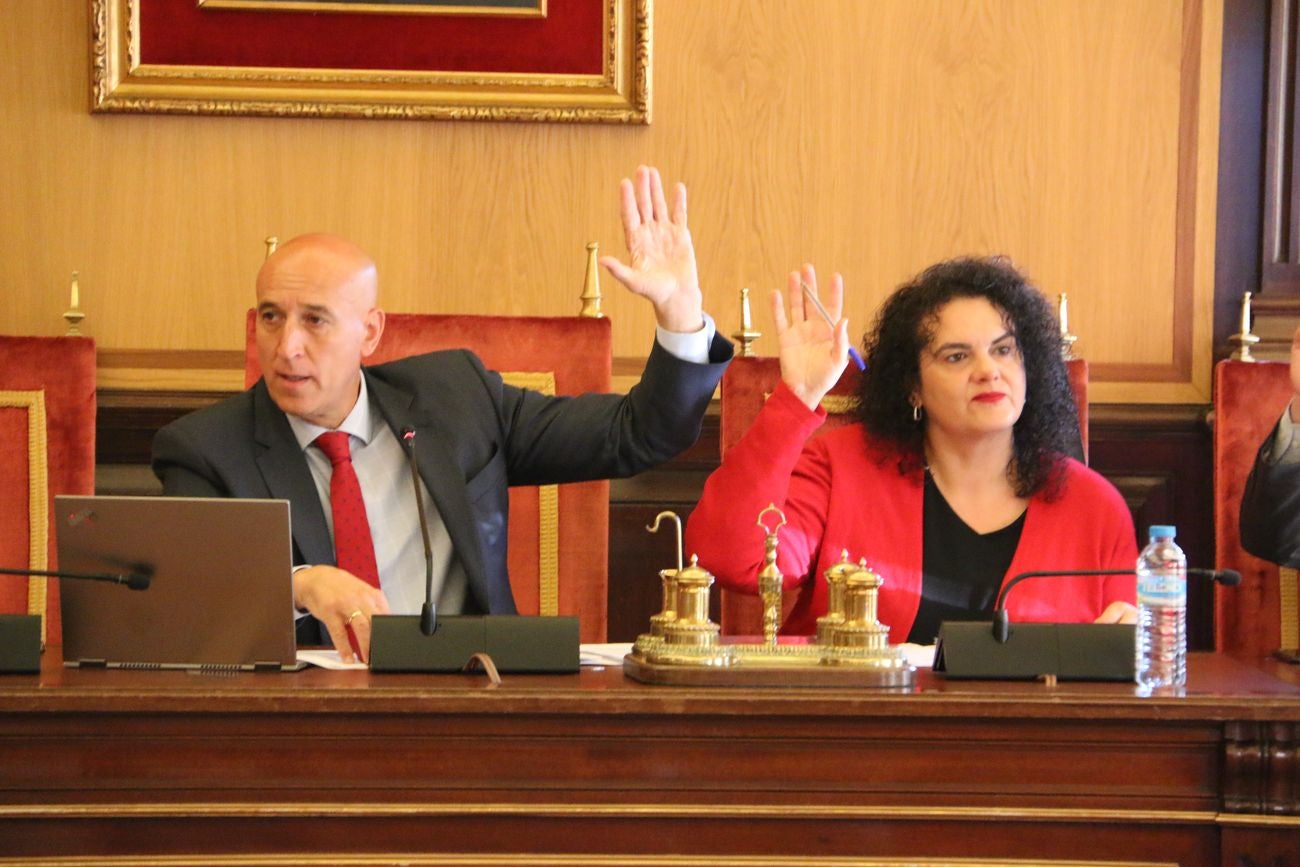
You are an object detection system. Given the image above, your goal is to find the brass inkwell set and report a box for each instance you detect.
[623,506,914,687]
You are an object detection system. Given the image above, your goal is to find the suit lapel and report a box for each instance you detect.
[251,383,334,566]
[365,371,489,605]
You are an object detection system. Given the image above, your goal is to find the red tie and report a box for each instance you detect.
[313,431,381,589]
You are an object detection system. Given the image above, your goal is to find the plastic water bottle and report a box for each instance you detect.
[1134,524,1187,688]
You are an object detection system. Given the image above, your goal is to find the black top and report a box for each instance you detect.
[906,471,1026,644]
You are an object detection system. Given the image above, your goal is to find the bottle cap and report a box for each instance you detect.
[1148,524,1176,539]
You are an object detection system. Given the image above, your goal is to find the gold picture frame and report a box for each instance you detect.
[198,0,546,16]
[90,0,651,123]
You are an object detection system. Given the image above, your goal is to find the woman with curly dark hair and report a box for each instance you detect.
[685,257,1137,643]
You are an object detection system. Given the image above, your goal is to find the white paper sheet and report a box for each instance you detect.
[296,649,368,670]
[580,643,633,666]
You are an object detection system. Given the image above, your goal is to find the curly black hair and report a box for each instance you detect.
[854,256,1080,499]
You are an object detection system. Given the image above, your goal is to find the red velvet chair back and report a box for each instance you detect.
[1212,359,1299,658]
[246,311,613,642]
[715,355,1089,636]
[0,335,96,646]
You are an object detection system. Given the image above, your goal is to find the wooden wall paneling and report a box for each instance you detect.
[1220,0,1300,359]
[1089,405,1216,650]
[606,418,720,642]
[1233,0,1300,360]
[0,2,1219,404]
[96,390,220,466]
[1260,0,1300,296]
[1213,0,1268,358]
[608,502,698,643]
[1220,826,1300,867]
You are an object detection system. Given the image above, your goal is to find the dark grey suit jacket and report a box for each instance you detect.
[152,336,732,642]
[1241,415,1300,568]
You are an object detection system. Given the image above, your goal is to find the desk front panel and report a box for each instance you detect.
[0,653,1297,865]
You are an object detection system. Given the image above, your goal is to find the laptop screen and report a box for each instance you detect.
[55,495,299,671]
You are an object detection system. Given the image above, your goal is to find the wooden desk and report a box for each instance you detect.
[1,653,1297,865]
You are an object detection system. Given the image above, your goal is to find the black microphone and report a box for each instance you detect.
[1196,567,1243,586]
[400,426,437,636]
[0,564,153,591]
[0,563,154,673]
[992,567,1243,643]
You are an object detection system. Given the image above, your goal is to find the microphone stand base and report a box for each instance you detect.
[0,614,41,674]
[934,621,1135,681]
[369,615,579,673]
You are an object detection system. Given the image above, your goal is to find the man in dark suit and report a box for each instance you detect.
[152,166,732,662]
[1241,324,1300,568]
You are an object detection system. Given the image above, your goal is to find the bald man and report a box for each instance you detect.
[152,166,732,662]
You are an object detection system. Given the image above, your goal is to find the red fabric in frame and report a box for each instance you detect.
[0,336,97,646]
[246,310,612,642]
[0,409,33,625]
[139,0,605,74]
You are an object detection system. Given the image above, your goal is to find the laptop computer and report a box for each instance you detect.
[55,495,302,672]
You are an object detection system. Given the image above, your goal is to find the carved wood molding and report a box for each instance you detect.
[1224,720,1300,814]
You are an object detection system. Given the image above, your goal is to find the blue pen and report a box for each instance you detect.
[800,280,867,371]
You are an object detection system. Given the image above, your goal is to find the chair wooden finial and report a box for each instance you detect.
[1057,293,1077,360]
[63,271,85,336]
[731,288,762,357]
[1227,291,1261,362]
[580,241,603,318]
[264,236,279,260]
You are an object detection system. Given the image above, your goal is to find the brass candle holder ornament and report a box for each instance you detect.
[623,506,914,687]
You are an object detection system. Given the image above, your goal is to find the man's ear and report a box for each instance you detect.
[361,308,385,359]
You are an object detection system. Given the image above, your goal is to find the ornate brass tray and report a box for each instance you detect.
[623,507,914,688]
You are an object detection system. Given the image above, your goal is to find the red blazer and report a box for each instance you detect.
[686,382,1137,639]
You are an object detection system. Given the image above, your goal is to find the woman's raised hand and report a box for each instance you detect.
[771,264,851,412]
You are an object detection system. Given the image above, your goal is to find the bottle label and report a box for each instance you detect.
[1137,573,1185,604]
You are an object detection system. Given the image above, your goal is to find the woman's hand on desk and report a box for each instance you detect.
[1093,600,1138,625]
[293,565,392,664]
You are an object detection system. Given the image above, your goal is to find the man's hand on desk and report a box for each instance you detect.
[293,565,391,664]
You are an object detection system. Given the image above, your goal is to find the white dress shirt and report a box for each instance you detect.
[1266,399,1300,465]
[288,376,468,615]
